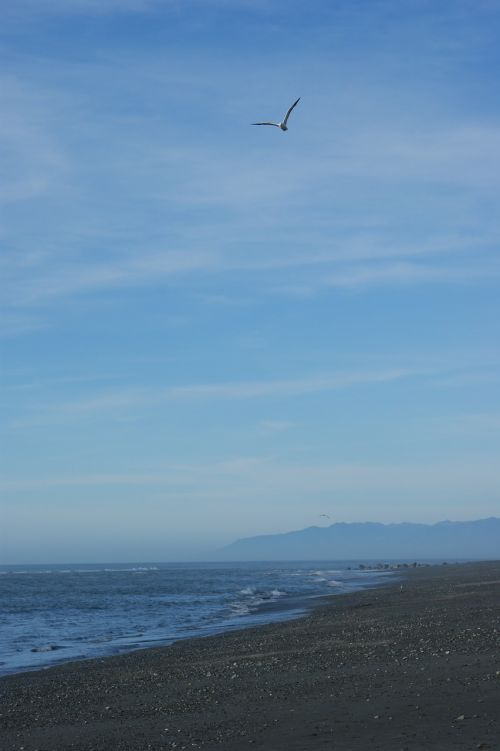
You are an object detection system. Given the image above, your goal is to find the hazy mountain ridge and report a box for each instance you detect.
[217,518,500,561]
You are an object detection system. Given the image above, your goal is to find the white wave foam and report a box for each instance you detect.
[239,586,256,596]
[103,567,159,573]
[314,569,341,576]
[11,570,53,575]
[230,586,288,618]
[230,602,252,616]
[270,589,286,598]
[0,566,160,576]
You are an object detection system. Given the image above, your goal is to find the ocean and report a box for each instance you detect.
[0,561,394,677]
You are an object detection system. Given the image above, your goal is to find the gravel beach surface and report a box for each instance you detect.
[1,560,499,750]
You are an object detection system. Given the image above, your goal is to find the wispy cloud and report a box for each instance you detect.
[0,312,48,338]
[332,124,500,188]
[165,369,413,400]
[322,259,500,290]
[4,230,498,312]
[5,0,279,17]
[4,0,158,17]
[429,369,500,388]
[429,412,500,434]
[10,368,416,427]
[5,249,216,307]
[3,456,499,524]
[258,419,295,433]
[0,75,68,205]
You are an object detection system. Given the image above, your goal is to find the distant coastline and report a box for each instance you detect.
[217,517,500,560]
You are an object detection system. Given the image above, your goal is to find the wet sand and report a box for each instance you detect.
[1,560,500,750]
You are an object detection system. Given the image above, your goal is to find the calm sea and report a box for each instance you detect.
[0,561,394,677]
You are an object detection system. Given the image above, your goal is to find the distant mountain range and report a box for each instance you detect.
[217,518,500,561]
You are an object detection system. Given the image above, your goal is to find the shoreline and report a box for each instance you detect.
[0,563,396,679]
[1,560,500,750]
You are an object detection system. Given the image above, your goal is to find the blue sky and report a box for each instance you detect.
[1,0,499,563]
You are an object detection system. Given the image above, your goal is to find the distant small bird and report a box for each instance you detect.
[252,97,300,131]
[319,514,331,520]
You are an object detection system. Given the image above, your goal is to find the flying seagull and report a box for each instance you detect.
[252,97,300,131]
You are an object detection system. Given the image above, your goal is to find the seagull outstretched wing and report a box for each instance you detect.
[252,121,280,127]
[282,97,300,126]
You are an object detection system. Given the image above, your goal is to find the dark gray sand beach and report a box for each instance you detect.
[1,561,500,750]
